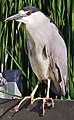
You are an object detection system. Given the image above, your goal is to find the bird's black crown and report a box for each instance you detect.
[23,6,40,13]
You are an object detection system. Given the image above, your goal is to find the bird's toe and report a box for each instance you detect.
[14,106,19,112]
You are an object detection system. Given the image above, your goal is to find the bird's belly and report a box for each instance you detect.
[28,55,49,80]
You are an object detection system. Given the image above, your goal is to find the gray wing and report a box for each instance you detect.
[47,21,68,96]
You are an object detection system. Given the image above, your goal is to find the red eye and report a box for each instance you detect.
[26,11,32,16]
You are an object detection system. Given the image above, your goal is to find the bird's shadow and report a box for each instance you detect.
[0,98,52,118]
[14,99,52,117]
[30,100,52,117]
[30,100,44,116]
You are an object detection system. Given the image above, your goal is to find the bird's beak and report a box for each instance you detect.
[4,11,27,22]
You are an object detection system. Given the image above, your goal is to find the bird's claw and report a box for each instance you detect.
[14,106,19,112]
[14,96,54,116]
[14,96,34,112]
[45,98,55,108]
[31,97,54,115]
[42,97,54,115]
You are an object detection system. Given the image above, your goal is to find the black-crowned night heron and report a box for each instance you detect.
[5,6,67,115]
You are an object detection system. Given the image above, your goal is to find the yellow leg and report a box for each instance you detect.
[14,79,55,115]
[15,96,33,112]
[15,81,40,112]
[32,79,55,115]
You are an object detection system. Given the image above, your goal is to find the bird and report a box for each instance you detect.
[5,6,67,115]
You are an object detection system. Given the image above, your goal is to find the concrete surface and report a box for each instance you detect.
[0,98,74,120]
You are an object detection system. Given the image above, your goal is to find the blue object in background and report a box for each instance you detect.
[0,70,22,99]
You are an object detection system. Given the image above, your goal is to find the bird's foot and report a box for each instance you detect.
[33,97,54,116]
[45,97,55,108]
[14,96,34,112]
[42,97,54,115]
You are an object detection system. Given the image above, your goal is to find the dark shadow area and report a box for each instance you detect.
[30,100,52,117]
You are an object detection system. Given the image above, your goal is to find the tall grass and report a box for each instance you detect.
[0,0,74,99]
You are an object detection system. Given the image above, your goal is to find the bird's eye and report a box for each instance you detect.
[26,11,32,16]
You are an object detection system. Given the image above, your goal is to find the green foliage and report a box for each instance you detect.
[0,0,74,99]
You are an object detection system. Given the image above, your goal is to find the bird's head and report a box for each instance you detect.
[4,6,42,24]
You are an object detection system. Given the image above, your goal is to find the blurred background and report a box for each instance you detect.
[0,0,74,99]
